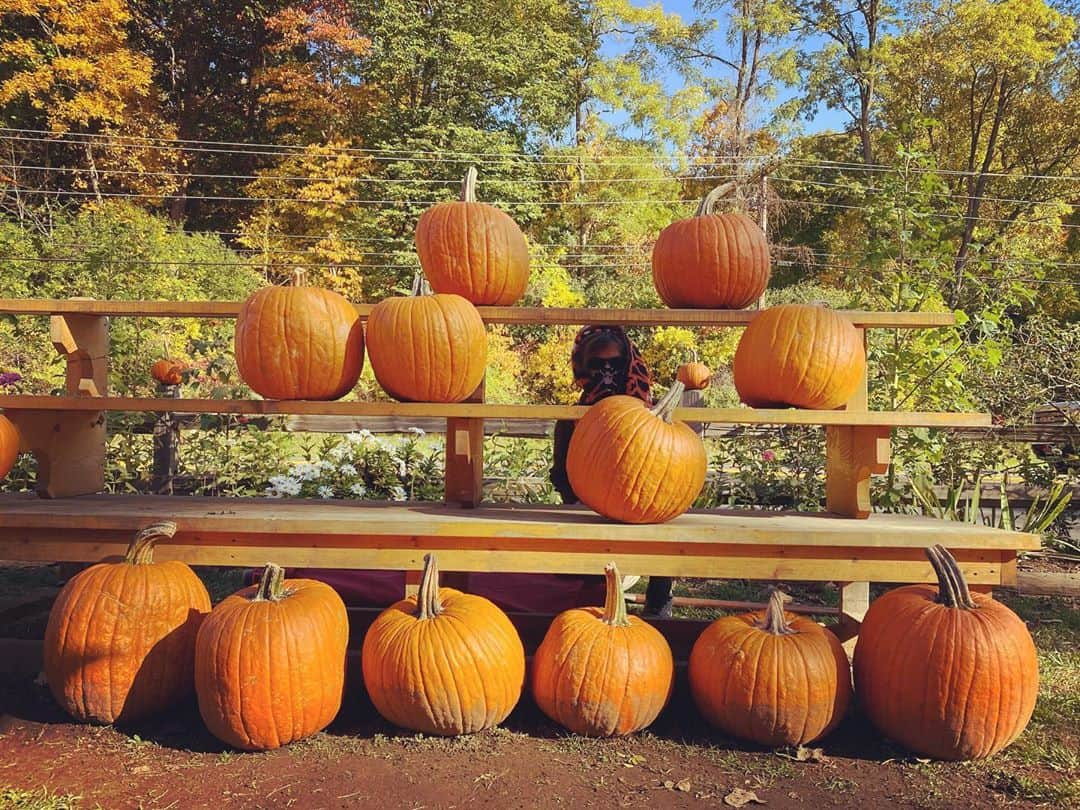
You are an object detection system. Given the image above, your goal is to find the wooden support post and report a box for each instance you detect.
[7,309,108,497]
[826,329,891,518]
[151,385,181,494]
[835,580,870,657]
[444,378,485,508]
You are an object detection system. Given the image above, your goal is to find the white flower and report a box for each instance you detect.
[317,486,334,499]
[318,460,334,471]
[390,486,407,501]
[347,429,374,444]
[328,444,349,462]
[407,427,425,437]
[268,475,291,489]
[272,478,301,496]
[397,459,407,477]
[264,486,283,498]
[339,463,357,476]
[349,483,368,497]
[291,462,320,481]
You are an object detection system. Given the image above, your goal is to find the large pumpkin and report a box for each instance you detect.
[234,282,364,400]
[365,278,487,402]
[416,166,530,305]
[195,563,348,750]
[652,183,770,309]
[567,381,706,523]
[733,304,865,409]
[43,522,211,724]
[853,545,1038,760]
[362,553,525,735]
[688,590,851,747]
[531,562,674,736]
[0,413,19,479]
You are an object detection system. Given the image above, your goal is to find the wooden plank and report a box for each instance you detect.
[0,395,994,427]
[0,300,956,328]
[1015,570,1080,597]
[444,380,485,508]
[0,494,1042,550]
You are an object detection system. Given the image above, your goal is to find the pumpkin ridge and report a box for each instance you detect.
[440,608,496,731]
[547,613,599,728]
[644,418,680,518]
[425,614,469,732]
[578,621,613,732]
[618,416,668,518]
[597,410,654,518]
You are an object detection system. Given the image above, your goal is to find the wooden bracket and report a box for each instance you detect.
[50,311,108,398]
[834,580,870,657]
[444,378,485,509]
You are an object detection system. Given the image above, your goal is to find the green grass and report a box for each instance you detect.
[0,787,81,810]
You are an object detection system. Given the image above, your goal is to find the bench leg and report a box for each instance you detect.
[835,580,870,658]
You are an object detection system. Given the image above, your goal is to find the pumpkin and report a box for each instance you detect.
[733,304,865,410]
[43,522,211,724]
[195,563,348,750]
[853,545,1038,760]
[416,166,530,305]
[688,590,851,747]
[531,562,674,737]
[234,282,364,400]
[151,358,186,386]
[361,553,525,735]
[365,277,487,403]
[676,361,711,391]
[0,414,19,479]
[567,381,707,523]
[652,183,770,309]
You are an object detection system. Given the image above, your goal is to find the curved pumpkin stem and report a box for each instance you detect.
[695,181,737,217]
[927,545,978,610]
[417,553,444,620]
[253,563,287,602]
[460,166,478,203]
[756,589,798,635]
[291,268,308,287]
[410,271,432,297]
[125,521,177,565]
[650,381,685,424]
[601,562,631,627]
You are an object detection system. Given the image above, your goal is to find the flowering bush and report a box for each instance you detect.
[265,429,443,501]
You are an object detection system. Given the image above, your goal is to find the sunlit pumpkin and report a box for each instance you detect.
[43,522,211,724]
[416,166,530,305]
[733,304,865,409]
[362,554,525,735]
[853,545,1039,760]
[151,358,186,386]
[567,381,706,523]
[531,562,674,736]
[0,414,19,479]
[676,361,711,391]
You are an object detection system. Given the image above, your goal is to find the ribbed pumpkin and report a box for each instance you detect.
[652,184,770,309]
[676,361,711,391]
[0,413,19,479]
[151,358,186,386]
[362,554,525,735]
[195,563,348,751]
[531,562,674,737]
[234,282,364,400]
[365,277,487,402]
[567,381,707,523]
[416,166,530,305]
[853,545,1038,760]
[688,590,851,747]
[43,522,211,724]
[733,304,865,410]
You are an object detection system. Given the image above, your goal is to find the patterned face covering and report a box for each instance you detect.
[571,325,652,406]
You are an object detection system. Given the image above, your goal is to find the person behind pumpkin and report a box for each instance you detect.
[549,325,675,618]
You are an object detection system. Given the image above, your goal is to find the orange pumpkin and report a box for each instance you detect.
[151,358,186,386]
[365,278,487,402]
[362,554,525,735]
[195,563,348,750]
[43,522,211,724]
[688,590,851,747]
[652,184,770,309]
[733,304,865,409]
[531,562,674,736]
[234,283,365,400]
[416,166,530,305]
[567,381,706,523]
[853,545,1039,760]
[676,361,711,391]
[0,414,19,479]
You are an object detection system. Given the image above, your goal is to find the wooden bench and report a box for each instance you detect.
[0,299,1040,646]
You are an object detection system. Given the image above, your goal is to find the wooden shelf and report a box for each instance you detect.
[0,299,955,329]
[0,395,992,428]
[0,494,1037,584]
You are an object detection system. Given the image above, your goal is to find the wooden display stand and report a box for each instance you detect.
[0,299,1040,645]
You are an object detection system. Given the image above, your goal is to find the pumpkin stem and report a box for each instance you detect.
[253,563,287,602]
[756,589,798,635]
[927,545,978,610]
[460,166,478,203]
[650,381,685,423]
[601,562,631,627]
[411,271,432,297]
[695,181,737,217]
[124,521,177,565]
[291,268,307,287]
[416,553,444,620]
